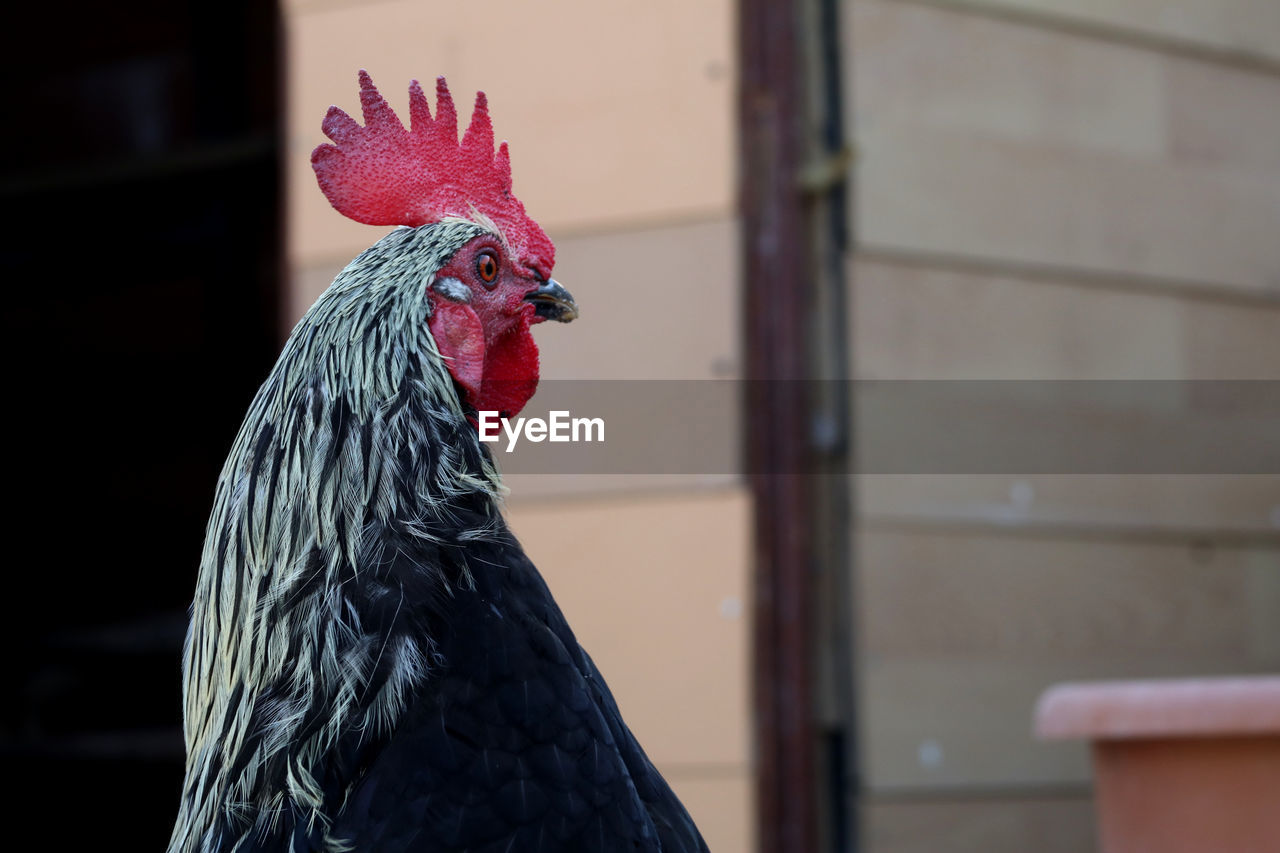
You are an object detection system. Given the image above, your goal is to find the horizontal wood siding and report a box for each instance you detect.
[846,2,1280,850]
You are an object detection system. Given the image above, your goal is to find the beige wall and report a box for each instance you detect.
[846,1,1280,850]
[283,2,751,851]
[284,0,735,304]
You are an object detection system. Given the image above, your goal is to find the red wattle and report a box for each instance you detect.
[475,323,540,420]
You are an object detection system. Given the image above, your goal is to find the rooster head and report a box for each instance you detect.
[311,71,576,419]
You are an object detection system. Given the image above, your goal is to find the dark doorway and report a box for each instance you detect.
[1,2,282,847]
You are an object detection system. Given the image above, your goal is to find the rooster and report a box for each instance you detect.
[167,72,708,853]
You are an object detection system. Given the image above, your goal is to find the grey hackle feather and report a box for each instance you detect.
[168,219,503,853]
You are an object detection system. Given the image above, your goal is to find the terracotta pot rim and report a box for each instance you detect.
[1034,675,1280,740]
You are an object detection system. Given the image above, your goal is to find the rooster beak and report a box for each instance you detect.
[524,279,579,323]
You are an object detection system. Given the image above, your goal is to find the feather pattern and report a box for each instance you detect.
[170,219,501,852]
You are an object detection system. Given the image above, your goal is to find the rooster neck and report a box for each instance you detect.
[172,220,516,853]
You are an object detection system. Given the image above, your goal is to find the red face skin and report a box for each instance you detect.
[427,234,549,420]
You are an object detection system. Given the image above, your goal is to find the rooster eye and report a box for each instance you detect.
[476,251,499,286]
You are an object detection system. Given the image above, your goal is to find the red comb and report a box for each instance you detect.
[311,71,554,276]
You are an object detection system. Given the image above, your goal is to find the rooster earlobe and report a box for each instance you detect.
[428,300,486,407]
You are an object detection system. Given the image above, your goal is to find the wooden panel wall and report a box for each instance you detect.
[282,3,750,851]
[845,2,1280,850]
[850,1,1280,298]
[914,0,1280,65]
[860,531,1279,788]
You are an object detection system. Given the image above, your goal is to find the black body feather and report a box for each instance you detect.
[332,523,705,852]
[235,518,708,852]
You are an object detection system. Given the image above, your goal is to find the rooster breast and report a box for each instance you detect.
[326,523,708,853]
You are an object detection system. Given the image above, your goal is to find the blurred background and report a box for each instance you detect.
[3,0,1277,851]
